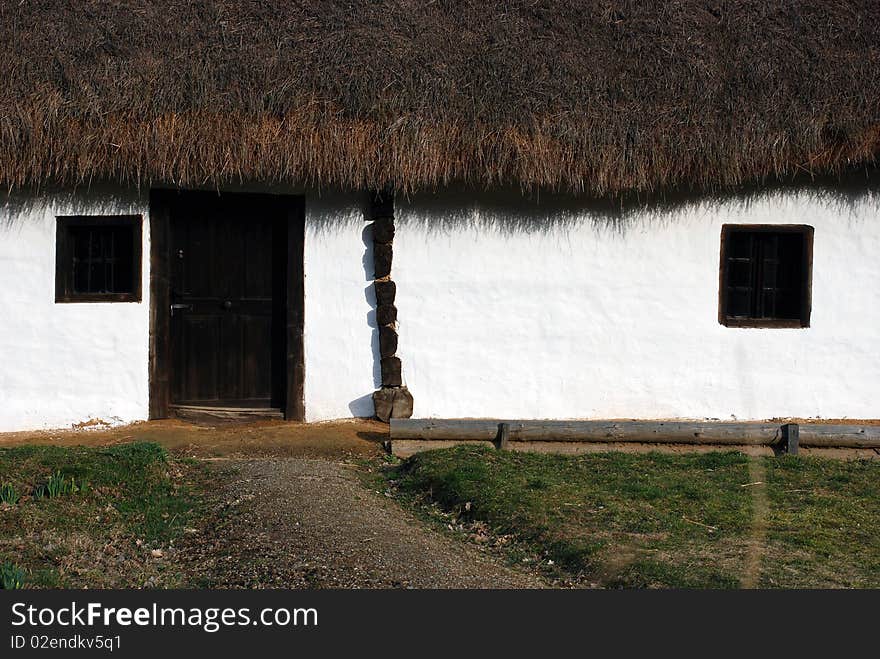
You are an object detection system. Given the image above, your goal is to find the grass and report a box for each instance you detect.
[0,442,210,588]
[1,560,26,589]
[389,445,880,588]
[761,457,880,588]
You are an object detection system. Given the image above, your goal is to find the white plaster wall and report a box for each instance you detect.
[393,187,880,420]
[2,183,876,430]
[0,185,379,430]
[0,189,150,430]
[302,193,379,420]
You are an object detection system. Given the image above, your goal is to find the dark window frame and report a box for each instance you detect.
[55,215,143,303]
[718,224,813,328]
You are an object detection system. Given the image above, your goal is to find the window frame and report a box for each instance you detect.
[718,224,813,329]
[55,215,143,303]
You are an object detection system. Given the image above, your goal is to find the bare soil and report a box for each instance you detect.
[3,419,876,589]
[741,458,769,589]
[5,419,875,460]
[179,458,548,588]
[0,418,388,459]
[1,420,547,588]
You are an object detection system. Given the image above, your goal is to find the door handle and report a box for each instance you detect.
[170,303,192,316]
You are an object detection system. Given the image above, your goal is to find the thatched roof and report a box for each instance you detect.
[2,1,879,195]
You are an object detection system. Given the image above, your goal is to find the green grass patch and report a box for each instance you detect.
[1,560,25,589]
[32,471,88,499]
[0,482,20,505]
[760,456,880,588]
[390,446,880,588]
[0,442,210,588]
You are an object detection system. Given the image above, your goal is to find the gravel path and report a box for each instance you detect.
[184,458,548,588]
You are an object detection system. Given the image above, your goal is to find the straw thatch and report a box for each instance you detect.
[1,1,879,194]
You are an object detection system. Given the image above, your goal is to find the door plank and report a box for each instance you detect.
[168,192,286,408]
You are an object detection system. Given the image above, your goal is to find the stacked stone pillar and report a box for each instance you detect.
[369,189,414,422]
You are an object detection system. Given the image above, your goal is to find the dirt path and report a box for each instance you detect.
[0,419,388,459]
[741,457,769,589]
[182,458,549,589]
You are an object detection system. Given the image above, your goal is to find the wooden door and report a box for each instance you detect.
[169,193,286,409]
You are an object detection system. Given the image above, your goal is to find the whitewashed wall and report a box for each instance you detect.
[302,193,379,420]
[0,189,151,430]
[0,186,378,431]
[393,187,880,421]
[1,183,877,431]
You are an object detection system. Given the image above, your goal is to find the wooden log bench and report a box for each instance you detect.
[389,419,880,458]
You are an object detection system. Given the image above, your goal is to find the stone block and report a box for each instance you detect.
[380,356,402,386]
[372,387,395,423]
[376,304,398,327]
[379,325,398,358]
[374,243,392,279]
[372,216,395,243]
[390,386,414,419]
[374,279,396,306]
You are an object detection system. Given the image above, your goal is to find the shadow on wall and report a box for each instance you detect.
[0,183,387,420]
[304,190,385,417]
[348,393,375,417]
[0,184,146,229]
[352,191,382,415]
[5,174,879,421]
[361,220,382,391]
[394,167,880,236]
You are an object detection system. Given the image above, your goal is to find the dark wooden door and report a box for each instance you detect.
[169,193,286,409]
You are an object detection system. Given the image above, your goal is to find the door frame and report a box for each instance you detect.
[148,189,305,421]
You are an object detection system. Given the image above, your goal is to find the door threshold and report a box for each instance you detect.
[170,405,285,422]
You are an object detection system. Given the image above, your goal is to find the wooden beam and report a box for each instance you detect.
[496,422,510,450]
[797,424,880,448]
[148,191,171,420]
[285,196,306,422]
[390,419,880,448]
[781,423,799,454]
